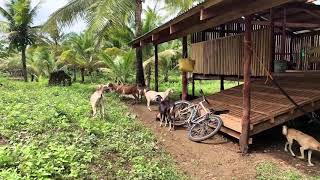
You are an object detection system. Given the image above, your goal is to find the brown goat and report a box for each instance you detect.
[106,83,143,102]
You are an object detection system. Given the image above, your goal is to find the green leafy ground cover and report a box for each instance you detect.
[0,76,185,179]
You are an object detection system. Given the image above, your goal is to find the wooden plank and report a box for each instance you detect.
[219,126,253,144]
[220,114,242,132]
[251,99,320,135]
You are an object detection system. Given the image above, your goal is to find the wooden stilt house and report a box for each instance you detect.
[130,0,320,152]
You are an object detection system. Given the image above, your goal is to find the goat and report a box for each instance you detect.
[106,83,143,102]
[90,85,108,118]
[48,70,72,86]
[144,88,174,111]
[156,95,176,131]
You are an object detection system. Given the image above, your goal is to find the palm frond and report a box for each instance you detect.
[43,0,94,29]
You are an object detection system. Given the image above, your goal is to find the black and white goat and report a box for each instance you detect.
[156,95,175,131]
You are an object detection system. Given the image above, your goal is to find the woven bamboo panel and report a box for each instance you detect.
[191,28,271,76]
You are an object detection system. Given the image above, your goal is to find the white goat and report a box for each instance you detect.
[144,88,174,111]
[90,85,107,118]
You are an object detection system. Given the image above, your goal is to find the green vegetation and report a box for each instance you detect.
[0,0,39,82]
[156,72,240,100]
[256,162,320,180]
[0,76,185,179]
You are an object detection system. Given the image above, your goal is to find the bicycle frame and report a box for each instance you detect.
[178,99,210,126]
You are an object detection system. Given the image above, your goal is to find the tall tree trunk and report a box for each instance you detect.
[135,0,145,86]
[21,45,28,82]
[80,68,85,83]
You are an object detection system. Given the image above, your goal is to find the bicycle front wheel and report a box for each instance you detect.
[188,115,223,142]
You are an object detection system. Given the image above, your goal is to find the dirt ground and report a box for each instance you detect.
[129,103,320,180]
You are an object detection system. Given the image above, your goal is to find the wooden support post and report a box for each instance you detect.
[220,25,225,37]
[220,25,225,91]
[281,8,287,61]
[201,31,206,41]
[182,36,188,100]
[240,15,253,154]
[220,76,225,91]
[290,36,294,66]
[154,44,159,92]
[270,9,275,72]
[311,35,315,70]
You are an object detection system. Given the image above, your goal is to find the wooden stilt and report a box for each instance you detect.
[182,36,188,100]
[240,15,253,154]
[154,44,159,92]
[220,76,224,91]
[220,25,225,92]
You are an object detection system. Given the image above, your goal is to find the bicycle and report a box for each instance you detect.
[173,90,223,142]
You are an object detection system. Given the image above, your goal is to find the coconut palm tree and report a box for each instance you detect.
[143,48,181,82]
[57,32,106,83]
[100,49,135,84]
[0,0,39,82]
[0,40,9,58]
[44,0,147,85]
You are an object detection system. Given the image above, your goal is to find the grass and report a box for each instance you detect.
[153,72,240,100]
[256,162,320,180]
[0,76,186,179]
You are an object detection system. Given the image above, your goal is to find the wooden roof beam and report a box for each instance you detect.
[152,34,158,41]
[139,0,296,46]
[200,8,216,21]
[235,19,320,28]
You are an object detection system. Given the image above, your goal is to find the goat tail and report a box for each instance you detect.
[282,125,288,136]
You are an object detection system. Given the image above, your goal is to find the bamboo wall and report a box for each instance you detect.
[291,35,320,70]
[191,28,271,76]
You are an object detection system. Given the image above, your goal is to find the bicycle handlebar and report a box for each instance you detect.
[199,89,210,105]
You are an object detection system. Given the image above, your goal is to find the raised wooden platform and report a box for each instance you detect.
[198,72,320,142]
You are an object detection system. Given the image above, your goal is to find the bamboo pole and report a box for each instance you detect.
[240,15,253,154]
[182,36,188,100]
[154,44,159,92]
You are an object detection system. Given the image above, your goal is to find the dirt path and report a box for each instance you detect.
[129,104,320,180]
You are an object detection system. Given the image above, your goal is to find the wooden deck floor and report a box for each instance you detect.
[199,72,320,141]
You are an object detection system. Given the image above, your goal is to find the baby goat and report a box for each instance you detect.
[156,95,176,131]
[90,85,108,118]
[145,88,174,111]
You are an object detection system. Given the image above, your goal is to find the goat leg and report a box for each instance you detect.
[160,114,163,127]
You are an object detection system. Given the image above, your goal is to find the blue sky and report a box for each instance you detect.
[1,0,320,33]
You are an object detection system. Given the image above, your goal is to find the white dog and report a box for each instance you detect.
[90,85,108,118]
[144,88,174,111]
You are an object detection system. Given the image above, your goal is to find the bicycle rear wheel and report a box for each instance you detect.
[188,115,223,142]
[173,100,194,126]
